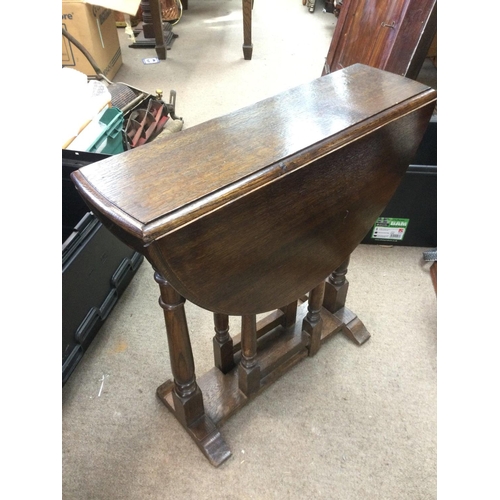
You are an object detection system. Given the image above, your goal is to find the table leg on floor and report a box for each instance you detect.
[150,0,167,59]
[155,272,232,466]
[242,0,253,60]
[155,271,204,426]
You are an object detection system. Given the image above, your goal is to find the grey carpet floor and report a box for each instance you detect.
[62,1,437,498]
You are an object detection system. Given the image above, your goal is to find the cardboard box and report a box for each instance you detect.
[62,0,123,80]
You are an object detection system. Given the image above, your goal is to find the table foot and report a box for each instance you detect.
[243,44,253,60]
[343,315,371,345]
[331,307,371,345]
[322,257,370,345]
[157,380,232,467]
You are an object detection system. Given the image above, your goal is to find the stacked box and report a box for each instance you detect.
[62,0,122,80]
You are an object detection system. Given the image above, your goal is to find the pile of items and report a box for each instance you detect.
[62,67,183,155]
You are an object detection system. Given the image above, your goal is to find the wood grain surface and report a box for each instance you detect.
[72,64,437,314]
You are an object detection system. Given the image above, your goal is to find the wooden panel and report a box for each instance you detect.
[323,0,437,78]
[385,0,437,78]
[326,0,402,71]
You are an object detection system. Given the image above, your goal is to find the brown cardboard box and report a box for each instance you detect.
[62,0,122,80]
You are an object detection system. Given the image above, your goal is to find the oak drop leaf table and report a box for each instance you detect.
[71,64,437,467]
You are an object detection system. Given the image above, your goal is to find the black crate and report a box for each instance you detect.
[361,115,437,247]
[62,150,144,385]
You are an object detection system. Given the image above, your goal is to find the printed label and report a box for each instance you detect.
[370,217,409,241]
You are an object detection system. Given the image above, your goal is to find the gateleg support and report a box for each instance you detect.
[238,314,261,395]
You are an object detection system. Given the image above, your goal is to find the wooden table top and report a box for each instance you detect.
[72,64,433,244]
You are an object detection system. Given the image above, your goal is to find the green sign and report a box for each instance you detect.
[370,217,410,242]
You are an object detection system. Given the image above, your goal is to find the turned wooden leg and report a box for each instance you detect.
[303,281,326,356]
[238,314,260,395]
[242,0,253,60]
[213,313,235,373]
[323,256,350,313]
[155,272,232,466]
[155,272,203,426]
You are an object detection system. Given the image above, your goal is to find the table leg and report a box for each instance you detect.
[213,313,235,373]
[155,272,203,426]
[323,256,350,313]
[155,272,232,466]
[242,0,253,60]
[303,281,326,356]
[238,314,260,395]
[149,0,167,59]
